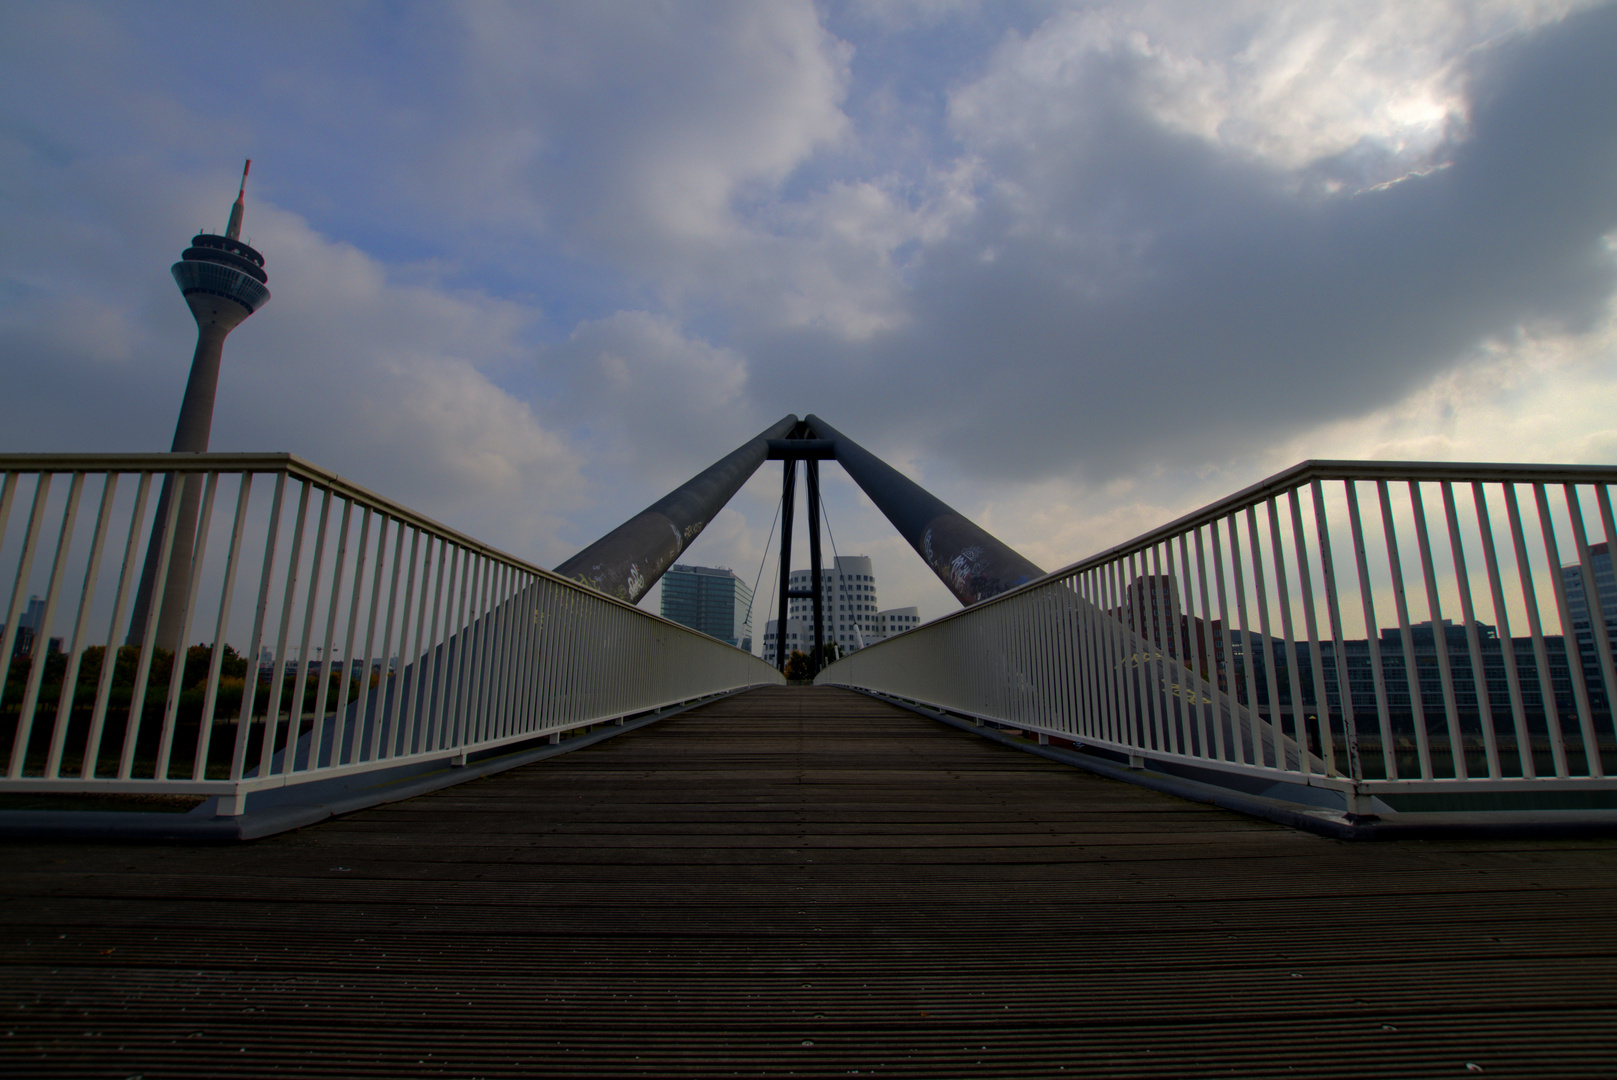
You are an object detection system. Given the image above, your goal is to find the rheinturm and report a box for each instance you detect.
[167,160,270,451]
[128,161,271,649]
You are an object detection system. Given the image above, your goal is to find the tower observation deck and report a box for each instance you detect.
[172,232,270,319]
[128,161,271,649]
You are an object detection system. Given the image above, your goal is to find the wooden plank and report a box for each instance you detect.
[1,685,1615,1078]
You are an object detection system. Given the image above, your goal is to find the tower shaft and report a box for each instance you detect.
[171,298,251,453]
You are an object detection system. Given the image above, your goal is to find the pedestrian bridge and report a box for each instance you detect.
[3,685,1615,1077]
[3,427,1617,1076]
[2,420,1617,836]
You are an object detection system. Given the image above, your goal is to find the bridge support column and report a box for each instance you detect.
[806,457,825,672]
[768,428,836,676]
[775,458,796,674]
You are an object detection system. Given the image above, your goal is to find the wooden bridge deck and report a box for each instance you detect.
[3,685,1616,1078]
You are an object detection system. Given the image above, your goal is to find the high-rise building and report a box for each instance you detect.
[128,162,271,650]
[660,565,753,650]
[1562,541,1617,704]
[781,555,919,657]
[762,617,810,667]
[1,596,52,658]
[764,608,922,666]
[876,606,920,638]
[1563,542,1617,638]
[1117,573,1225,678]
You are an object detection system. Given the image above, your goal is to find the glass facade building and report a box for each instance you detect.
[660,565,753,650]
[1563,541,1617,688]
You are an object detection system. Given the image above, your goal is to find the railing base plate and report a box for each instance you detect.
[856,689,1617,841]
[0,689,755,842]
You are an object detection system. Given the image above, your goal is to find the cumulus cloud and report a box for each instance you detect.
[545,311,751,478]
[0,157,584,566]
[435,3,851,261]
[4,0,1616,629]
[772,1,1617,489]
[953,1,1595,179]
[227,233,584,563]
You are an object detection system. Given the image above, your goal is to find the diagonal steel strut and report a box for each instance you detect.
[804,414,1044,606]
[554,415,798,603]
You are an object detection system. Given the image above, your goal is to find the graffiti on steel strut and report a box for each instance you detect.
[947,544,987,594]
[924,524,987,597]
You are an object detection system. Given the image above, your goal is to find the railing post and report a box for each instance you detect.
[1311,478,1363,799]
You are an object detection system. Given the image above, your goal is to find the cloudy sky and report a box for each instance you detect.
[3,0,1615,640]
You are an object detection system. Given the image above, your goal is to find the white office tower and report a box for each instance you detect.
[776,555,917,657]
[876,606,921,639]
[786,555,870,654]
[761,618,811,666]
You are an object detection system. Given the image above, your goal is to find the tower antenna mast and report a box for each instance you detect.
[225,159,250,240]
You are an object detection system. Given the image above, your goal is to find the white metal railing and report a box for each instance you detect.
[818,461,1617,820]
[1,454,781,812]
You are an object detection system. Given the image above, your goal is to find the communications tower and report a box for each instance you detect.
[128,161,271,650]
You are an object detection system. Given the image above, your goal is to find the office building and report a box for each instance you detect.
[762,617,810,667]
[876,607,921,638]
[2,595,61,658]
[1561,541,1617,709]
[660,564,753,649]
[1113,573,1226,679]
[779,555,921,658]
[1563,541,1617,646]
[786,555,878,654]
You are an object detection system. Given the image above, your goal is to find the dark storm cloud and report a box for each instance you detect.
[746,3,1617,482]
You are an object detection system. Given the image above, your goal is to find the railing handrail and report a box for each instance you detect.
[0,451,533,572]
[1072,460,1617,575]
[0,451,742,643]
[867,459,1617,642]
